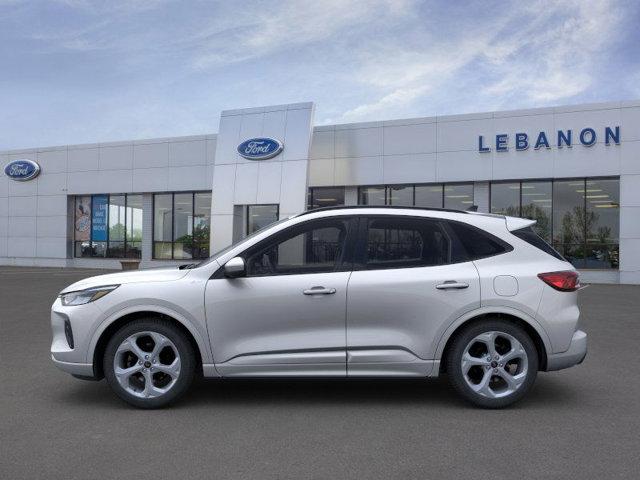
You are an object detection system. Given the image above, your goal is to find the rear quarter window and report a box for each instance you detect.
[446,221,513,262]
[512,226,566,261]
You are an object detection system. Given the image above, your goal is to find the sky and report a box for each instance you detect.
[1,0,639,150]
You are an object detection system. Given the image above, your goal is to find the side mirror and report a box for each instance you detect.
[223,257,246,278]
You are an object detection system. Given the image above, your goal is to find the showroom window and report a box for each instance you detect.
[247,204,279,235]
[74,194,143,259]
[307,187,346,210]
[153,192,211,260]
[358,183,474,209]
[490,178,619,269]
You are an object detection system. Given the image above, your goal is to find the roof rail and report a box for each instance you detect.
[298,205,470,217]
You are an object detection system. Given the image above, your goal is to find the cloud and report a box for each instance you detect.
[333,0,627,122]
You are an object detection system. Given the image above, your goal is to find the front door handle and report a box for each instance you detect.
[436,281,469,290]
[303,286,337,295]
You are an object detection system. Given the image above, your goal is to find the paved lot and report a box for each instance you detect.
[1,267,639,480]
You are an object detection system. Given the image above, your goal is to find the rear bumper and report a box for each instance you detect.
[545,330,587,371]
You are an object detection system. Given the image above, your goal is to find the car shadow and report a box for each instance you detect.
[52,374,581,411]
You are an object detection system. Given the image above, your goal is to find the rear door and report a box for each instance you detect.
[345,215,480,376]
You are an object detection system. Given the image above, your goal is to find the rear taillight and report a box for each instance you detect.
[537,271,580,292]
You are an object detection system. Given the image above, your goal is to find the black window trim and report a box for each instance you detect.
[352,215,513,272]
[214,216,359,279]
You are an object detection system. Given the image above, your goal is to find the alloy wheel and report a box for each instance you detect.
[461,331,529,399]
[113,331,181,399]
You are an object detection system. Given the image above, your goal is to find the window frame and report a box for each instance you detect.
[238,216,358,278]
[152,191,212,260]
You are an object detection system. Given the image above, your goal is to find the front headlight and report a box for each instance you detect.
[60,285,119,306]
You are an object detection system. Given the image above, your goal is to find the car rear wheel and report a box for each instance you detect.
[103,319,195,408]
[446,319,538,408]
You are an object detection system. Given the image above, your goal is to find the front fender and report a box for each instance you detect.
[86,303,214,366]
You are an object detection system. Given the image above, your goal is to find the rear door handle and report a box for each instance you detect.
[436,281,469,290]
[303,286,337,295]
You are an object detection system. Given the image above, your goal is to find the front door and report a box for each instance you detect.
[205,216,356,376]
[346,215,481,376]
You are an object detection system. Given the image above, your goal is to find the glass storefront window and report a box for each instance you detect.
[74,193,143,259]
[153,194,173,259]
[247,205,279,234]
[521,181,552,242]
[194,192,211,259]
[152,192,212,260]
[444,184,474,210]
[388,185,413,206]
[584,178,619,269]
[553,180,586,268]
[173,193,193,260]
[126,195,143,259]
[359,186,386,205]
[490,182,520,216]
[414,185,443,208]
[307,187,345,210]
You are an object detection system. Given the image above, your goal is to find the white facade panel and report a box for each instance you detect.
[335,127,383,158]
[68,147,99,171]
[8,195,36,217]
[334,156,383,186]
[168,140,207,167]
[383,153,436,185]
[37,172,67,196]
[36,149,67,173]
[133,142,169,169]
[383,123,437,155]
[99,144,133,170]
[37,195,67,217]
[8,216,36,237]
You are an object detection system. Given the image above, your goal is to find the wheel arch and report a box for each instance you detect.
[436,308,550,374]
[90,308,211,380]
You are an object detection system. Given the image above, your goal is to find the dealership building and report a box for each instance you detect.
[1,100,639,284]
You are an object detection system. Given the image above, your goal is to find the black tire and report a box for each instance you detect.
[103,318,196,409]
[446,319,538,409]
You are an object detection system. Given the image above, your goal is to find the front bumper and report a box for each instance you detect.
[51,355,95,377]
[545,330,587,371]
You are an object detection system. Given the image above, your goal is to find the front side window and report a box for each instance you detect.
[74,194,143,259]
[245,218,350,276]
[363,217,451,269]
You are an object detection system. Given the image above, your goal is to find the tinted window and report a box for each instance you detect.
[364,217,450,269]
[512,226,565,261]
[245,219,350,276]
[447,221,511,261]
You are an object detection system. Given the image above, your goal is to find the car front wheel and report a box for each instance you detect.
[103,319,195,408]
[446,319,538,408]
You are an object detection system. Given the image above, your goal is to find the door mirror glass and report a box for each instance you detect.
[224,257,246,278]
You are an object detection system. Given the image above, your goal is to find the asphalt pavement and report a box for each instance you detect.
[1,267,639,479]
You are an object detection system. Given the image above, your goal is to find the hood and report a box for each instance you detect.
[60,267,190,293]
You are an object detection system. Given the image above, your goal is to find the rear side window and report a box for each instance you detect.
[363,217,451,269]
[512,226,565,261]
[446,221,512,261]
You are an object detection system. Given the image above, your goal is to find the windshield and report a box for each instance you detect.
[194,216,292,268]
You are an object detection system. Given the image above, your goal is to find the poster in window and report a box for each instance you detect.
[91,195,108,242]
[74,196,91,241]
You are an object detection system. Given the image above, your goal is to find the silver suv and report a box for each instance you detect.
[51,207,586,408]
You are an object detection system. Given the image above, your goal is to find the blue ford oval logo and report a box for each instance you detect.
[237,138,283,160]
[4,159,41,181]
